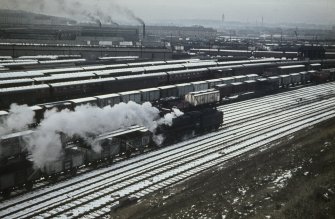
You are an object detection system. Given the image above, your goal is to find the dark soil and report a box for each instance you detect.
[110,118,335,219]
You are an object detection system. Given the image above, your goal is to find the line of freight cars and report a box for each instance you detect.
[0,58,87,70]
[190,49,335,60]
[0,126,151,197]
[0,73,260,125]
[1,68,334,125]
[0,58,328,83]
[0,59,327,88]
[1,60,333,109]
[1,68,335,197]
[0,58,280,81]
[0,106,224,197]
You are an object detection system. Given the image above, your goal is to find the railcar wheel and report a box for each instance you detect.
[50,175,59,183]
[25,181,34,191]
[108,156,114,164]
[125,150,132,158]
[70,169,77,176]
[2,189,11,198]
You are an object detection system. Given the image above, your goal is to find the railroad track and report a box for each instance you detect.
[2,82,335,203]
[43,100,335,218]
[1,82,335,218]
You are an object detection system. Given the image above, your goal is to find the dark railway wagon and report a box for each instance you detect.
[114,73,168,92]
[0,85,50,108]
[167,68,209,84]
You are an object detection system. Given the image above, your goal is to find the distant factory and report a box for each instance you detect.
[146,25,217,41]
[0,10,141,46]
[0,9,76,26]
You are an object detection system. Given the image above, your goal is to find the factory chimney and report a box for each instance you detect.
[143,23,146,39]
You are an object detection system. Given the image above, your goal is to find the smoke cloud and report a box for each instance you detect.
[0,0,144,26]
[24,102,182,168]
[0,104,35,135]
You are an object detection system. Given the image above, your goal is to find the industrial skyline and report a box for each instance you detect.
[0,0,334,26]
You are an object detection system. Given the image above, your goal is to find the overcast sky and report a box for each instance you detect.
[115,0,335,25]
[1,0,335,25]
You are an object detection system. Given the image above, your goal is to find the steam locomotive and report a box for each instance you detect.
[0,106,223,198]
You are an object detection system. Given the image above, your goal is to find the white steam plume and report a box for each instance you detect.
[0,104,35,136]
[25,101,182,168]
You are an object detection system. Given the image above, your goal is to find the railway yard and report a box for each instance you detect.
[1,81,335,218]
[1,6,335,218]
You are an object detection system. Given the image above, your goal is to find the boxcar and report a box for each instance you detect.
[215,84,233,98]
[140,88,161,103]
[191,81,209,92]
[0,85,50,109]
[115,73,168,92]
[119,91,142,104]
[176,83,194,97]
[95,94,121,108]
[167,68,209,84]
[0,130,34,163]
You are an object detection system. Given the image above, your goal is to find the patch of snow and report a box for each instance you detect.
[238,187,247,196]
[273,170,293,188]
[232,197,239,204]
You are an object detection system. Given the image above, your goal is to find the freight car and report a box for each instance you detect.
[0,125,160,197]
[5,69,331,127]
[1,60,334,110]
[0,159,39,197]
[0,130,34,165]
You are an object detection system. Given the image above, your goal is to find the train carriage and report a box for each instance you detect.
[233,75,248,83]
[0,85,50,109]
[176,83,194,97]
[115,73,168,92]
[50,78,117,101]
[231,82,247,95]
[0,78,35,89]
[279,75,292,87]
[0,130,34,164]
[207,66,234,78]
[299,71,311,84]
[119,91,142,104]
[215,84,233,98]
[290,73,301,85]
[42,147,84,177]
[140,88,160,103]
[0,159,38,197]
[158,85,178,99]
[221,77,235,85]
[96,67,145,78]
[267,76,281,89]
[0,111,8,123]
[191,81,209,92]
[206,79,223,89]
[244,80,257,92]
[276,65,306,75]
[95,94,121,108]
[167,68,209,84]
[69,97,98,108]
